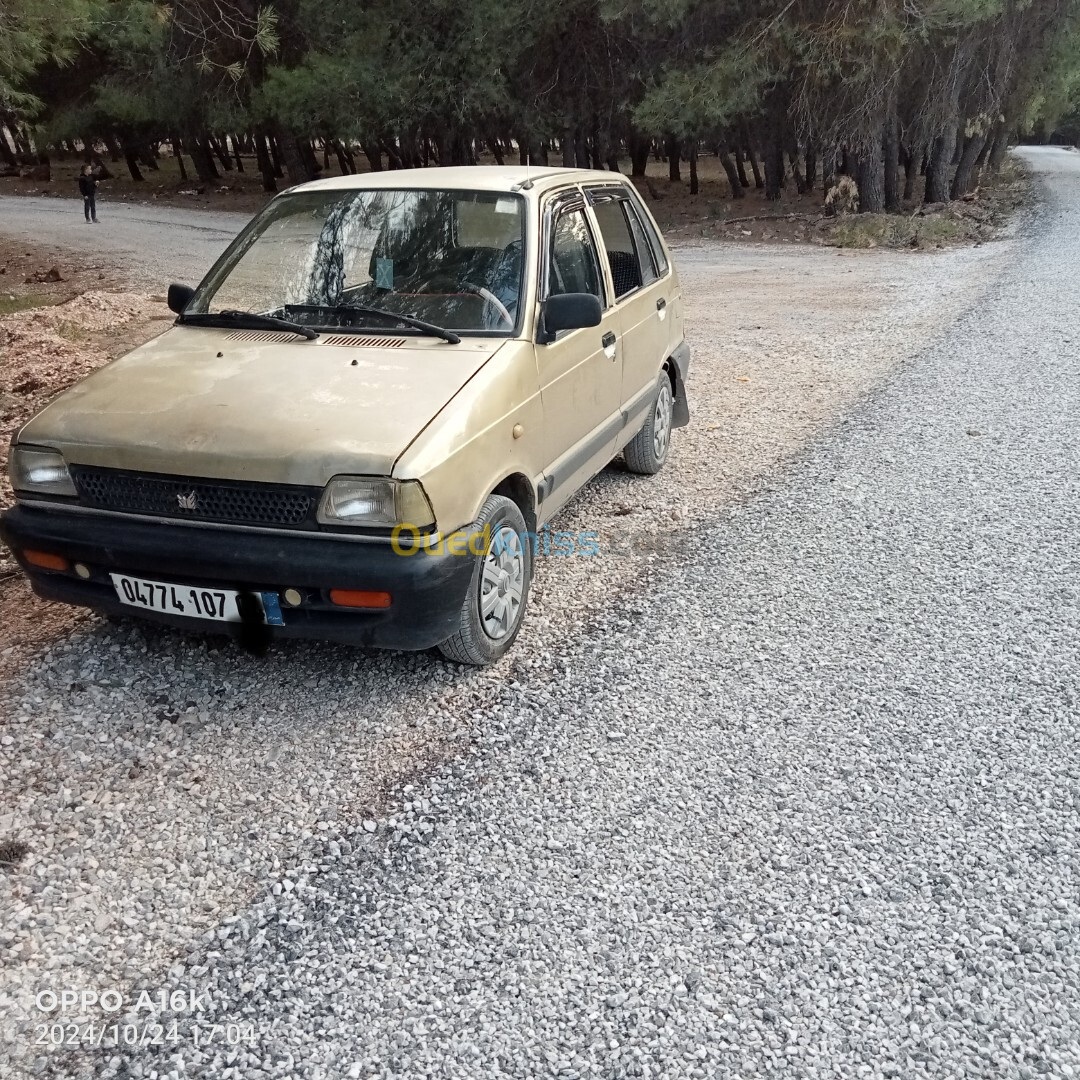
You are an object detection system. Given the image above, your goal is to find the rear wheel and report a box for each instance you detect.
[438,494,532,665]
[624,370,674,475]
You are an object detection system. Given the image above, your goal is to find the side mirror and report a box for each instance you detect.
[167,283,195,315]
[540,292,602,341]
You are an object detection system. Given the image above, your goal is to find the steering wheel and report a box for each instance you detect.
[420,274,514,329]
[461,280,514,329]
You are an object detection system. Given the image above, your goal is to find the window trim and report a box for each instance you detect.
[622,186,670,277]
[536,187,609,342]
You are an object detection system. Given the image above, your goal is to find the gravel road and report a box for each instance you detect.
[2,149,1078,1079]
[0,195,247,285]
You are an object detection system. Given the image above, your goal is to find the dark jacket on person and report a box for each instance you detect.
[78,174,97,197]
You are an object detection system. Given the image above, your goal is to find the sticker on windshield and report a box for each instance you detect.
[375,257,394,289]
[494,198,517,214]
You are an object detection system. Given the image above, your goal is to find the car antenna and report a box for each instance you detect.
[513,145,534,191]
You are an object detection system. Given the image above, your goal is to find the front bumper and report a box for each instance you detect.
[0,504,475,650]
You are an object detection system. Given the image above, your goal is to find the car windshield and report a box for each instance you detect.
[188,188,526,335]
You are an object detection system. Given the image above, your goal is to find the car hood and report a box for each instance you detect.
[18,326,507,485]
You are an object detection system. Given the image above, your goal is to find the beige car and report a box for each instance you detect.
[2,166,690,664]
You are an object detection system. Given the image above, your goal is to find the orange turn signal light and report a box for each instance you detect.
[329,589,392,609]
[23,549,70,572]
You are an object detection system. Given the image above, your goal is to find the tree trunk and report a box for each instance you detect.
[0,125,18,166]
[189,138,218,182]
[171,136,188,182]
[804,145,817,190]
[951,131,988,199]
[734,146,750,188]
[332,139,352,175]
[123,150,144,182]
[561,129,576,168]
[362,141,383,172]
[925,128,956,203]
[278,132,314,185]
[717,148,743,198]
[857,140,884,212]
[972,130,994,186]
[210,136,232,171]
[268,134,284,178]
[764,138,785,201]
[747,146,764,189]
[575,130,589,172]
[233,137,244,172]
[903,146,919,201]
[689,142,699,195]
[490,137,504,166]
[664,133,681,182]
[986,126,1012,174]
[788,145,808,194]
[822,147,836,194]
[254,132,277,192]
[884,112,900,211]
[629,131,649,177]
[301,139,321,176]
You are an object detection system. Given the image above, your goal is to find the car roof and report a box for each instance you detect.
[288,165,628,197]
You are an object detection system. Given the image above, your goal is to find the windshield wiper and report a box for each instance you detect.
[347,306,461,345]
[179,310,319,341]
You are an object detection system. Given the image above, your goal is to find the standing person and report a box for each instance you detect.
[78,165,99,223]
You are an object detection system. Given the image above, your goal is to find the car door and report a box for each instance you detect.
[585,187,671,442]
[534,190,623,520]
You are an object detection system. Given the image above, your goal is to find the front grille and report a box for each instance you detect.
[69,466,319,529]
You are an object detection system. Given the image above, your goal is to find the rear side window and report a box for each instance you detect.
[548,209,603,300]
[592,200,642,299]
[624,202,659,286]
[627,190,669,275]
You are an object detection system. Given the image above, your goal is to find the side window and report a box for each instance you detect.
[592,199,642,299]
[548,209,603,300]
[624,202,659,286]
[628,191,669,275]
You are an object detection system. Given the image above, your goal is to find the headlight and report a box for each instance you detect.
[9,445,77,496]
[317,477,435,529]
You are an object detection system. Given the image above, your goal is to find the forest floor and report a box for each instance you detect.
[0,149,1032,249]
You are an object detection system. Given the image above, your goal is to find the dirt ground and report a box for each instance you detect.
[0,238,171,674]
[1,149,1029,248]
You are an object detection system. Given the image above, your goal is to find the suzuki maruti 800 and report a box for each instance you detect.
[2,166,690,664]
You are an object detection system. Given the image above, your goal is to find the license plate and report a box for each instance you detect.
[110,574,266,623]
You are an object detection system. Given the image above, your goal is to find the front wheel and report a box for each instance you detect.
[624,370,674,475]
[438,494,532,665]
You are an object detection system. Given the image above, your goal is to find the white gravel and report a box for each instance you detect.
[3,149,1078,1079]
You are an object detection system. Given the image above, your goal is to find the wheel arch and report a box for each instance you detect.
[491,472,537,533]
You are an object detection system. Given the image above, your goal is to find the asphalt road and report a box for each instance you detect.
[2,149,1078,1079]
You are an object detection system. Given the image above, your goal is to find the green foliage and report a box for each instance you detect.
[0,0,96,113]
[2,0,1079,208]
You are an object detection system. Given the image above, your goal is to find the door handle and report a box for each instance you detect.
[601,331,617,360]
[656,298,666,311]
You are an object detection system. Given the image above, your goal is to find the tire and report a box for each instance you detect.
[624,370,674,475]
[437,494,532,666]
